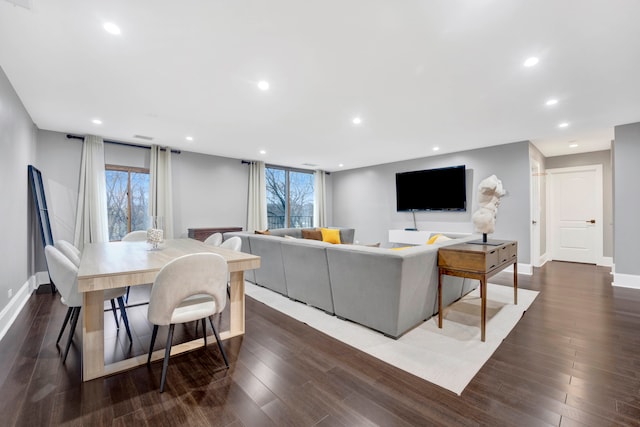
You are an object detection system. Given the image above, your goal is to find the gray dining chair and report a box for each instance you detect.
[147,252,229,392]
[45,245,132,363]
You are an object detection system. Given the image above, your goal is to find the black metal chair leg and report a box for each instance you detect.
[159,324,175,393]
[209,316,229,368]
[116,297,132,342]
[110,299,120,328]
[63,307,81,364]
[201,318,207,347]
[125,286,131,303]
[148,325,159,365]
[57,307,73,344]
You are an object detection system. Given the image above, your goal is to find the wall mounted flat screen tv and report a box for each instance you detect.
[396,165,466,211]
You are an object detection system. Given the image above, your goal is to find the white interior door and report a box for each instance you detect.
[547,165,602,264]
[530,159,541,267]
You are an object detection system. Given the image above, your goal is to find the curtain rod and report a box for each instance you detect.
[66,134,181,154]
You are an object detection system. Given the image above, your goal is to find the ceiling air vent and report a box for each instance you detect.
[133,134,154,141]
[4,0,31,9]
[302,163,318,167]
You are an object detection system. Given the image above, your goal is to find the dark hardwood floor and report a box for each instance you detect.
[2,261,640,426]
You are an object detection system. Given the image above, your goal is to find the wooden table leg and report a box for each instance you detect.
[82,290,105,381]
[514,261,518,305]
[438,269,443,328]
[220,271,245,340]
[480,276,486,342]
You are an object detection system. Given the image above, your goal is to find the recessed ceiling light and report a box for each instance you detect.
[545,99,558,106]
[523,57,539,67]
[352,117,362,125]
[569,143,579,148]
[257,81,269,91]
[103,22,121,35]
[92,119,102,125]
[259,150,267,155]
[433,147,440,151]
[338,163,344,168]
[186,136,193,141]
[558,122,570,128]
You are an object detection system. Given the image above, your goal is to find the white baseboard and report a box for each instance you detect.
[612,273,640,289]
[504,263,533,276]
[598,257,614,267]
[0,271,49,343]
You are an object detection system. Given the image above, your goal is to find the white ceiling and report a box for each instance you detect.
[1,1,638,171]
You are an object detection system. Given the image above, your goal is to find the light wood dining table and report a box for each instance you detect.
[77,238,260,382]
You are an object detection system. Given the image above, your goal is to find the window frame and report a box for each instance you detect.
[265,164,315,229]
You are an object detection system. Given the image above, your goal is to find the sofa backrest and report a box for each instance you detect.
[247,234,288,295]
[280,238,334,313]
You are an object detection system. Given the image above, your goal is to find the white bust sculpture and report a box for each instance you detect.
[472,174,506,235]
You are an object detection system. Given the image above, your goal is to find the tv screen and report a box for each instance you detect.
[396,165,466,211]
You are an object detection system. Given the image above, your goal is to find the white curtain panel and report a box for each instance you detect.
[150,145,174,239]
[73,135,109,250]
[247,161,267,231]
[313,170,327,227]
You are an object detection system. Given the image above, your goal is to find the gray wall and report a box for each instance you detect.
[332,141,532,263]
[545,150,613,258]
[35,130,251,244]
[0,66,37,316]
[613,123,640,275]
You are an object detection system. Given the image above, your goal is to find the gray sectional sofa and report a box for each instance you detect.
[223,228,479,338]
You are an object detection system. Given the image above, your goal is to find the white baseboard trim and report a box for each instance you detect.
[598,257,614,267]
[612,273,640,289]
[504,263,533,276]
[0,271,49,343]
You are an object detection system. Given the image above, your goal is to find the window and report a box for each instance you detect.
[105,165,150,241]
[266,166,314,229]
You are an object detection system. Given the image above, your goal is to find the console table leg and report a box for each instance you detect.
[480,276,486,342]
[514,262,518,305]
[438,269,443,328]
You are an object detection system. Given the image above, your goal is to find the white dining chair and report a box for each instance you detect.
[121,230,148,241]
[120,230,149,302]
[54,239,129,331]
[203,232,223,247]
[147,252,229,392]
[219,236,241,252]
[45,245,133,363]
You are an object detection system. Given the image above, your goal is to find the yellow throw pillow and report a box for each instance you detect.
[427,234,442,244]
[320,228,341,244]
[427,234,452,244]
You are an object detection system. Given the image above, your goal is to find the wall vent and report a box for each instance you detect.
[133,134,154,141]
[4,0,31,9]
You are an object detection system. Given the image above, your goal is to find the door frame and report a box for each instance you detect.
[530,158,542,267]
[546,164,603,264]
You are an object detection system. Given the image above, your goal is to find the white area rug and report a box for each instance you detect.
[245,282,538,395]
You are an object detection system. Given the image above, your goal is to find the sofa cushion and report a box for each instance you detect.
[321,228,341,244]
[302,229,323,241]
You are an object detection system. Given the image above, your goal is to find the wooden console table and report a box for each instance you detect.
[187,226,243,242]
[437,240,517,341]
